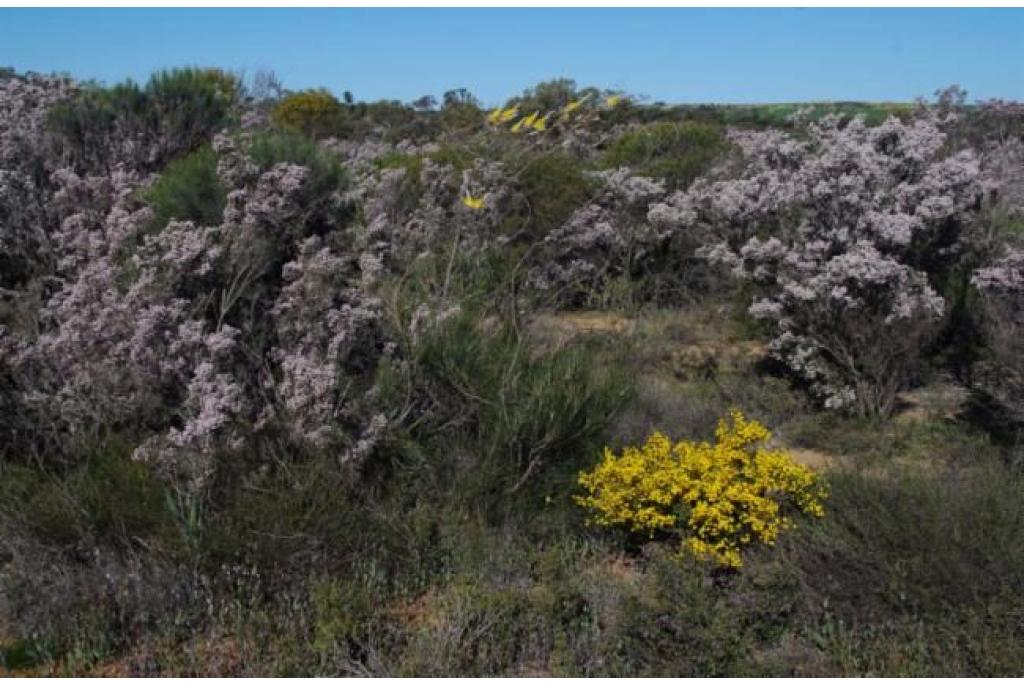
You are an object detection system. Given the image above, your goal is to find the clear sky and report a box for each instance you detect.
[2,8,1022,105]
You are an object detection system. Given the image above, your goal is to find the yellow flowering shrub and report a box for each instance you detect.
[273,89,346,138]
[576,411,827,568]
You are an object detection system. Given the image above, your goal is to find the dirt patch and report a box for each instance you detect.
[894,379,968,424]
[667,340,767,379]
[527,311,636,349]
[784,446,839,471]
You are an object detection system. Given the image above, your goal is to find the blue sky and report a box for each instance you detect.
[2,8,1022,105]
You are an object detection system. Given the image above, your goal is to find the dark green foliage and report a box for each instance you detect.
[512,152,595,240]
[798,464,1024,620]
[404,311,632,500]
[143,145,226,231]
[48,67,239,172]
[200,455,364,571]
[0,438,173,548]
[604,121,728,189]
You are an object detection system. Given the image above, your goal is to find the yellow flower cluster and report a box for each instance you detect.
[575,410,827,568]
[461,194,485,210]
[485,93,625,134]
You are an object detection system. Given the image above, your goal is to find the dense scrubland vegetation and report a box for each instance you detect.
[2,67,1024,675]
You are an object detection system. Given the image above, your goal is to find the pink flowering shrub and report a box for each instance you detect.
[0,92,389,486]
[650,112,984,415]
[530,168,671,305]
[0,72,76,290]
[972,249,1024,432]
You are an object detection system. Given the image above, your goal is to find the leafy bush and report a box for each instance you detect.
[510,152,595,240]
[48,67,238,172]
[603,121,727,189]
[143,145,226,231]
[576,411,827,568]
[273,89,348,139]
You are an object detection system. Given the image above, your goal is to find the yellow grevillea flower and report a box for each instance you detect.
[509,117,526,133]
[498,107,519,123]
[486,107,503,125]
[605,95,622,108]
[531,113,549,132]
[575,410,828,569]
[521,111,539,128]
[561,93,592,119]
[461,195,485,210]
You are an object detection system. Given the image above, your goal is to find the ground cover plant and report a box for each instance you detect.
[2,68,1024,676]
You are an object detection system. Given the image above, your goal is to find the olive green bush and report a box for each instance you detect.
[272,89,348,139]
[48,67,239,172]
[603,121,727,189]
[143,145,226,231]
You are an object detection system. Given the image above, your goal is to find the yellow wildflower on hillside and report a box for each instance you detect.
[531,113,550,132]
[498,107,519,123]
[605,95,622,108]
[461,194,485,210]
[561,93,592,119]
[575,410,827,569]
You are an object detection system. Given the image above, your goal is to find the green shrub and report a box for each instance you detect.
[0,438,173,548]
[310,576,379,658]
[143,145,226,231]
[396,307,633,503]
[438,88,484,133]
[48,67,238,172]
[145,67,239,152]
[248,130,346,191]
[511,152,594,240]
[603,121,727,189]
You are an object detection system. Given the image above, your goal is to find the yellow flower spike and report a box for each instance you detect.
[499,107,519,124]
[531,114,549,132]
[605,95,622,108]
[486,107,502,125]
[509,117,526,133]
[522,111,539,128]
[560,93,592,119]
[461,195,485,211]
